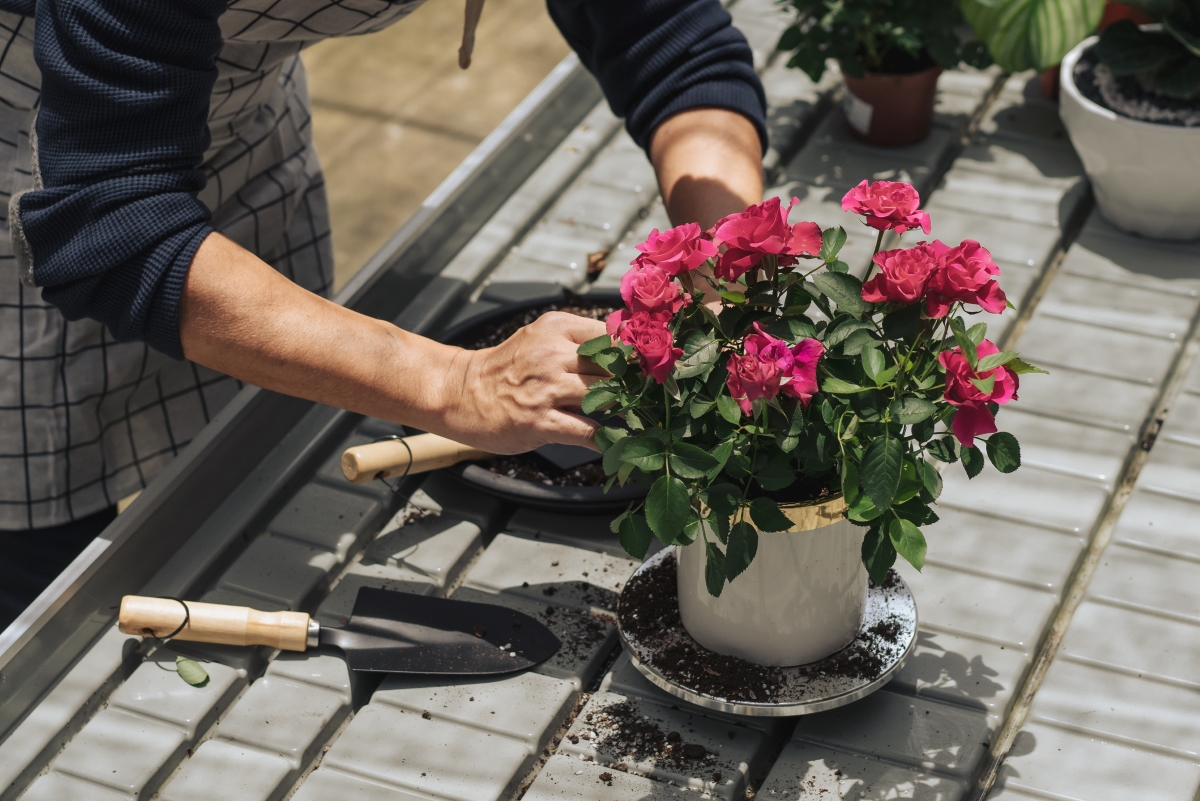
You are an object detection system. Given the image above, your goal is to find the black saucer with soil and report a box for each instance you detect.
[436,289,648,512]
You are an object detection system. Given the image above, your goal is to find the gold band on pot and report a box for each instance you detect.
[776,493,847,533]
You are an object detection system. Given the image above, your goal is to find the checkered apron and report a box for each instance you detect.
[0,0,427,529]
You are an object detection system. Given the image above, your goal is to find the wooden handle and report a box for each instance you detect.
[118,596,311,652]
[341,433,492,483]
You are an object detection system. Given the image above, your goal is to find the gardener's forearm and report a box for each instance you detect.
[649,107,764,231]
[178,233,606,453]
[179,233,455,429]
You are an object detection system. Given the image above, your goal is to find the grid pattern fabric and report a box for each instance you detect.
[0,0,427,529]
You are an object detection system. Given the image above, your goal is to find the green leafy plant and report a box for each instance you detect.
[962,0,1106,71]
[777,0,993,80]
[580,180,1046,596]
[1097,6,1200,99]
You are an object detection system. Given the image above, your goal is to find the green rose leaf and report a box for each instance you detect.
[595,426,627,453]
[707,440,734,479]
[861,437,904,511]
[819,226,848,261]
[888,517,927,571]
[967,322,988,346]
[755,461,795,491]
[717,394,743,424]
[674,332,720,379]
[670,441,720,479]
[593,348,627,378]
[841,328,879,357]
[961,444,986,478]
[985,431,1022,473]
[822,376,869,394]
[725,521,759,582]
[927,436,959,464]
[719,290,747,304]
[890,397,937,425]
[813,272,872,315]
[581,385,620,415]
[976,351,1019,372]
[825,319,874,349]
[618,437,666,472]
[1006,357,1050,375]
[970,375,997,396]
[705,482,742,516]
[912,417,936,443]
[861,526,897,586]
[950,320,979,369]
[749,497,794,532]
[705,541,727,597]
[647,476,691,542]
[176,656,210,688]
[681,517,701,546]
[861,347,887,384]
[786,316,817,341]
[690,396,716,417]
[826,260,850,274]
[619,513,654,559]
[918,459,943,500]
[577,334,613,358]
[894,459,924,505]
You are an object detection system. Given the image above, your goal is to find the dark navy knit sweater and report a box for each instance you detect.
[11,0,766,359]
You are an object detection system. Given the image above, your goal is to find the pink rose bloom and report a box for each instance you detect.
[726,352,782,416]
[782,338,824,408]
[620,263,691,316]
[841,180,931,235]
[860,242,941,305]
[726,325,824,415]
[634,223,718,275]
[610,311,681,384]
[711,197,822,281]
[952,402,999,447]
[925,240,1007,318]
[939,339,1019,446]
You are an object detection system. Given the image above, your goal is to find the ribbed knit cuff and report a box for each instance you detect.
[147,224,213,360]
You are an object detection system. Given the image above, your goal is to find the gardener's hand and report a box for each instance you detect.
[432,312,609,454]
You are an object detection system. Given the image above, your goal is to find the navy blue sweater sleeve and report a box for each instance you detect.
[12,0,223,359]
[547,0,767,154]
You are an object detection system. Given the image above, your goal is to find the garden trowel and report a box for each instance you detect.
[119,587,560,675]
[340,433,598,484]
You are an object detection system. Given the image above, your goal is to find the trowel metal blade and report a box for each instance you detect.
[320,587,560,675]
[533,443,600,470]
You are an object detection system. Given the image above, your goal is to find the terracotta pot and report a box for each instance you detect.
[840,65,942,147]
[676,494,868,666]
[1039,67,1061,102]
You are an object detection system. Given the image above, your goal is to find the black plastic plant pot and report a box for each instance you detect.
[436,289,647,513]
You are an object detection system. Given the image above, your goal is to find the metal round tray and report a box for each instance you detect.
[617,547,917,717]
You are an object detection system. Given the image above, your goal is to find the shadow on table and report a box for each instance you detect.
[901,630,1006,711]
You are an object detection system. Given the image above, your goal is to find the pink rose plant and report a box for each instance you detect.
[579,184,1041,597]
[841,180,931,234]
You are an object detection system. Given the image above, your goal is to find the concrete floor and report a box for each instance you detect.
[303,0,571,289]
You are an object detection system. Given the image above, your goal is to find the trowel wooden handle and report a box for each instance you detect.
[341,433,492,483]
[118,596,311,652]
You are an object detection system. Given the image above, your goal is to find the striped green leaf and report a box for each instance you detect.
[963,0,1105,71]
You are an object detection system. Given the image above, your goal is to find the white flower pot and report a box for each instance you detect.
[1060,37,1200,241]
[676,496,867,666]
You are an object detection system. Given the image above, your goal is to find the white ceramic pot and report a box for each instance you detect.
[1060,36,1200,240]
[676,495,867,666]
